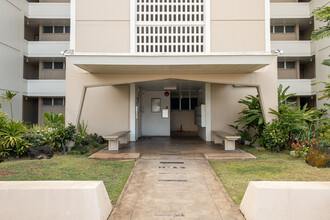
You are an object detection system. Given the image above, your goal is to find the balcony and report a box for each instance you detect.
[271,41,312,57]
[270,3,311,19]
[25,80,66,97]
[28,3,70,19]
[278,79,312,96]
[25,41,69,57]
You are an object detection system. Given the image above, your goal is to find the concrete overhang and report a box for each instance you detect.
[67,53,276,74]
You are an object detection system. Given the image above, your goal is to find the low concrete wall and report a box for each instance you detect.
[240,181,330,220]
[0,181,112,220]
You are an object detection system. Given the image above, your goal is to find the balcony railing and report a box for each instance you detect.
[278,79,313,96]
[24,80,66,97]
[28,3,70,19]
[25,41,69,57]
[270,3,311,19]
[271,41,312,57]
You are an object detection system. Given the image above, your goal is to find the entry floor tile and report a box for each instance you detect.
[110,158,244,220]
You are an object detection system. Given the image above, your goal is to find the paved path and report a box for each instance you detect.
[110,156,245,220]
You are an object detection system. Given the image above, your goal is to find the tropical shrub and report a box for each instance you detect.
[260,120,289,151]
[43,112,65,128]
[0,120,30,157]
[1,91,16,118]
[292,141,310,158]
[24,125,54,147]
[50,124,76,152]
[231,95,265,143]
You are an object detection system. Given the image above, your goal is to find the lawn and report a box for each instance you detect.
[0,155,135,204]
[210,145,330,205]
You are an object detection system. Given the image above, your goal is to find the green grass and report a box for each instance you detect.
[0,155,135,204]
[210,145,330,205]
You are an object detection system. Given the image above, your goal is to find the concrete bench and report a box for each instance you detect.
[240,181,330,220]
[0,181,112,220]
[212,130,241,150]
[104,131,130,151]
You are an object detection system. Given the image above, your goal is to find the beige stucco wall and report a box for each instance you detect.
[66,57,278,136]
[171,110,198,132]
[38,61,66,79]
[210,0,265,52]
[38,98,65,125]
[74,0,267,53]
[75,0,130,53]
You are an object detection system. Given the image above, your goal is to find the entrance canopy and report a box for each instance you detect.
[67,53,275,74]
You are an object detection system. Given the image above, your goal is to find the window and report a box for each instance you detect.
[54,98,64,106]
[43,62,65,70]
[43,25,70,34]
[54,26,64,33]
[278,61,285,69]
[285,26,295,33]
[271,25,295,33]
[274,26,284,33]
[136,0,206,53]
[286,61,296,69]
[171,97,198,110]
[54,62,64,69]
[42,98,65,106]
[42,98,52,106]
[171,98,180,110]
[278,61,296,69]
[43,62,53,69]
[43,26,53,33]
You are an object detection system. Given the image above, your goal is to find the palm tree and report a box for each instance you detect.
[1,91,16,119]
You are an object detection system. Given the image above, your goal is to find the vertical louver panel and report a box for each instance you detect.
[136,0,205,54]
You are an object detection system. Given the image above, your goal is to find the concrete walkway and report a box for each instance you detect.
[110,155,244,220]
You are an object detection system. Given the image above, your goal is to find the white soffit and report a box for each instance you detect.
[67,53,276,74]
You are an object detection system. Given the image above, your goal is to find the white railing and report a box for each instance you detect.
[271,41,312,57]
[270,3,311,19]
[278,79,313,96]
[28,3,70,19]
[24,80,66,97]
[26,41,69,57]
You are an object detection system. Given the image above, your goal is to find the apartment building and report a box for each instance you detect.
[0,0,70,124]
[0,0,328,137]
[271,0,330,109]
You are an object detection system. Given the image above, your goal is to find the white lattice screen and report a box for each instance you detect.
[135,0,205,54]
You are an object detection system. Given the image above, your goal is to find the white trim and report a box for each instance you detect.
[130,83,136,141]
[70,0,76,51]
[67,54,276,66]
[130,0,135,54]
[265,0,271,53]
[205,0,211,53]
[205,83,211,142]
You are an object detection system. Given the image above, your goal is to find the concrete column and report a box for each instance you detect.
[129,83,136,141]
[205,83,211,141]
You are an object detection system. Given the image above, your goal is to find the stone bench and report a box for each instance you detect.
[212,130,241,150]
[240,181,330,220]
[0,181,112,220]
[104,131,130,151]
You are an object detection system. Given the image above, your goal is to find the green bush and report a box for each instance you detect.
[0,120,30,158]
[43,112,65,128]
[261,120,289,152]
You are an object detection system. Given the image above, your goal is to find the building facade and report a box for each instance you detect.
[0,0,69,124]
[0,0,329,140]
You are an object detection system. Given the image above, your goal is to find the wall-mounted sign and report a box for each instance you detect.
[151,98,161,112]
[162,109,169,118]
[164,91,169,97]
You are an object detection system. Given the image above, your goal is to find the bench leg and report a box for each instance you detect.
[224,139,235,151]
[214,135,223,144]
[108,139,119,151]
[120,135,129,144]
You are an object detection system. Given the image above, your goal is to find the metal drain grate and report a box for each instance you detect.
[158,180,188,182]
[158,166,185,169]
[160,162,184,164]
